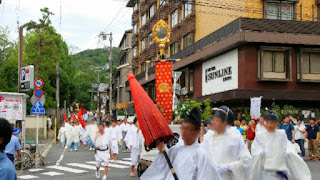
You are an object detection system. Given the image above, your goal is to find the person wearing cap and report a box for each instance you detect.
[125,118,143,177]
[251,110,311,180]
[5,126,21,163]
[84,118,99,151]
[94,123,111,180]
[140,107,221,180]
[109,120,122,162]
[57,123,67,147]
[202,105,252,180]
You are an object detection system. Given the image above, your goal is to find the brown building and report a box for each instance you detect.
[125,0,320,112]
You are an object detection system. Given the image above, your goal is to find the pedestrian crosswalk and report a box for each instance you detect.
[18,158,132,179]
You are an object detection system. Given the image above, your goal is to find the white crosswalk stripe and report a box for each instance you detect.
[28,168,43,172]
[18,175,39,179]
[115,160,132,165]
[122,158,132,161]
[86,161,130,169]
[47,165,88,173]
[67,163,105,170]
[41,171,64,176]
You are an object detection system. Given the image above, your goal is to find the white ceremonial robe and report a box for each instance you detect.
[109,126,122,154]
[57,126,66,143]
[84,124,99,143]
[67,125,81,145]
[251,129,311,180]
[64,123,72,146]
[125,125,143,166]
[202,127,252,180]
[140,140,221,180]
[95,132,111,167]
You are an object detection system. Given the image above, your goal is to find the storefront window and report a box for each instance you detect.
[178,68,194,93]
[266,1,294,20]
[183,33,194,49]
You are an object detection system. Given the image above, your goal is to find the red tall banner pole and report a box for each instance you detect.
[155,62,173,122]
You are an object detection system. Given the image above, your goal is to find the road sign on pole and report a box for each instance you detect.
[33,89,43,98]
[30,98,45,115]
[34,79,44,89]
[20,65,34,91]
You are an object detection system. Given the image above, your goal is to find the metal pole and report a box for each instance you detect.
[54,118,57,144]
[56,61,60,139]
[36,115,39,145]
[109,33,113,119]
[172,73,176,112]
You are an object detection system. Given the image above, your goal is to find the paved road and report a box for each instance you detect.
[17,142,320,180]
[17,143,139,180]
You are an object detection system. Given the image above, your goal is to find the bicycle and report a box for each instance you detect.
[24,143,45,168]
[14,150,32,170]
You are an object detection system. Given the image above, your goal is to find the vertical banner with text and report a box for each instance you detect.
[250,97,262,120]
[156,62,173,122]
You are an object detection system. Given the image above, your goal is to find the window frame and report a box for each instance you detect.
[297,48,320,82]
[177,68,194,93]
[133,3,138,12]
[159,0,166,8]
[183,33,194,49]
[133,23,138,34]
[141,38,147,51]
[264,1,296,21]
[184,0,193,18]
[170,41,180,56]
[133,46,138,57]
[171,9,181,28]
[257,46,292,81]
[141,13,147,26]
[149,4,155,19]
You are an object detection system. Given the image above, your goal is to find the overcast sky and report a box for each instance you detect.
[0,0,132,53]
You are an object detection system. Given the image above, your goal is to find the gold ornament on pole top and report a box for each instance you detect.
[152,19,171,57]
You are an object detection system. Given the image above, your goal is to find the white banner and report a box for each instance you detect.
[0,95,23,120]
[250,97,262,120]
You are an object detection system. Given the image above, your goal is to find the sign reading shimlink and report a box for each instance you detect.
[202,49,238,96]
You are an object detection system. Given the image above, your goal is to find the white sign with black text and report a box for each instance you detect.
[202,49,238,96]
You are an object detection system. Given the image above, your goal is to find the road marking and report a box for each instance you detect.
[86,161,129,169]
[28,168,43,172]
[67,163,105,171]
[122,158,132,161]
[41,171,64,176]
[47,165,88,173]
[115,160,132,165]
[18,175,39,179]
[55,147,67,166]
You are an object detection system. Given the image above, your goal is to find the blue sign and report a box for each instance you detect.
[31,99,45,115]
[34,89,43,98]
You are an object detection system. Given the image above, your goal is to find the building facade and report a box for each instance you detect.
[125,0,320,113]
[114,30,133,107]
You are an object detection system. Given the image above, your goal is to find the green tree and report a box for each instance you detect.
[202,99,213,121]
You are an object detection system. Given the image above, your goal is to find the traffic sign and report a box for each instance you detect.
[31,95,46,106]
[33,89,43,98]
[20,65,34,91]
[34,79,44,89]
[30,99,45,115]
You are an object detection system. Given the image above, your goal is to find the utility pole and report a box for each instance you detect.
[109,33,113,119]
[55,61,60,138]
[99,32,113,120]
[18,27,23,93]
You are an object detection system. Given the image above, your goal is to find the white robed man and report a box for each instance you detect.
[64,120,72,149]
[67,120,81,151]
[120,118,130,152]
[125,118,143,177]
[94,123,112,180]
[57,123,67,146]
[84,118,99,151]
[256,117,267,133]
[109,120,122,162]
[251,110,311,180]
[140,107,221,180]
[202,105,252,180]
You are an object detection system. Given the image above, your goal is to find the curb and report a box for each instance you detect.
[41,138,54,157]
